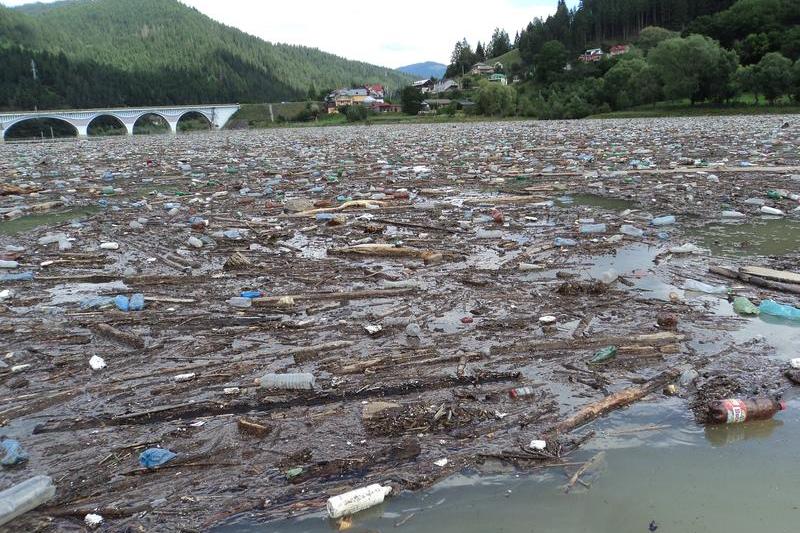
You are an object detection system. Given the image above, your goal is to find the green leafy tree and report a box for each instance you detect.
[648,34,739,104]
[751,52,794,103]
[535,40,568,84]
[793,59,800,101]
[635,27,679,54]
[603,58,661,109]
[474,80,516,116]
[400,86,424,115]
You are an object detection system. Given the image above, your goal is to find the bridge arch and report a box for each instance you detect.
[87,114,127,137]
[177,111,213,133]
[132,112,172,135]
[3,116,79,141]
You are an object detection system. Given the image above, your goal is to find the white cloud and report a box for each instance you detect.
[2,0,560,67]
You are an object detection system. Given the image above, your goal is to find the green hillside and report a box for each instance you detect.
[0,0,412,110]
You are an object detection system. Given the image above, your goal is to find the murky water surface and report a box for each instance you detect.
[689,218,800,257]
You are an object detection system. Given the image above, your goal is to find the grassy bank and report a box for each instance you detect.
[590,98,800,119]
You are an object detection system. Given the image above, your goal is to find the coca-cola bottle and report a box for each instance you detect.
[706,398,786,424]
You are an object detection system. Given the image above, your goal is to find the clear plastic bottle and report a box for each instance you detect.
[258,373,315,390]
[0,476,56,527]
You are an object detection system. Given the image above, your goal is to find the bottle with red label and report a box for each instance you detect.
[706,398,786,424]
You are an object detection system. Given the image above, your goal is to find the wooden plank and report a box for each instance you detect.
[740,266,800,285]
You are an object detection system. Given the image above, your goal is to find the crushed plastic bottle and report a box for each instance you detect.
[619,224,644,237]
[139,448,177,469]
[589,346,618,365]
[759,299,800,320]
[1,439,29,466]
[0,476,55,527]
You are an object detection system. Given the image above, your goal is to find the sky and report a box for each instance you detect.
[0,0,571,68]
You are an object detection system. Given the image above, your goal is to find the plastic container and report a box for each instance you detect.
[0,476,56,527]
[326,484,392,519]
[706,398,785,424]
[619,225,644,237]
[759,299,800,320]
[683,279,728,295]
[0,260,19,269]
[579,223,606,234]
[650,215,676,226]
[258,373,315,390]
[554,237,577,247]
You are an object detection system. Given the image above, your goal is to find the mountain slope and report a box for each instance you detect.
[398,61,447,79]
[0,0,413,110]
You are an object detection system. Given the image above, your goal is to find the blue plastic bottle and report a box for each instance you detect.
[759,300,800,320]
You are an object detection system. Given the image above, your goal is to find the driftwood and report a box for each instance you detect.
[91,323,146,349]
[328,244,449,262]
[551,368,680,435]
[253,287,416,306]
[290,200,387,217]
[565,451,606,493]
[740,266,800,285]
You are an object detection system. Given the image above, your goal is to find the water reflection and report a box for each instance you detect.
[704,418,783,447]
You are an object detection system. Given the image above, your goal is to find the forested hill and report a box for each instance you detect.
[0,0,413,110]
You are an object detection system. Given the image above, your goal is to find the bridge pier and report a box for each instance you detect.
[167,120,179,135]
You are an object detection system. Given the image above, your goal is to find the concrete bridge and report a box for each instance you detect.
[0,104,240,141]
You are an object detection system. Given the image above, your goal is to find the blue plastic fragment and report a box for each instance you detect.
[240,290,262,299]
[139,448,177,469]
[129,293,145,311]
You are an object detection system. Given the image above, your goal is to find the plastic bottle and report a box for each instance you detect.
[589,346,618,365]
[114,295,130,311]
[0,260,19,269]
[619,225,644,237]
[326,484,392,519]
[129,294,145,311]
[706,398,785,424]
[721,210,746,219]
[0,476,56,527]
[258,373,315,390]
[554,237,577,247]
[139,448,177,469]
[509,386,537,399]
[682,279,728,295]
[579,223,606,234]
[759,299,800,320]
[228,297,252,308]
[760,206,785,216]
[650,215,676,226]
[732,297,760,316]
[0,272,34,282]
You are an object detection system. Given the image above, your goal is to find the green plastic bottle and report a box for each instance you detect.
[732,297,760,316]
[589,346,618,365]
